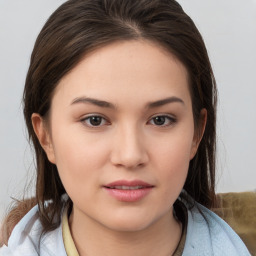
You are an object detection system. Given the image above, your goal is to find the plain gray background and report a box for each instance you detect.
[0,0,256,219]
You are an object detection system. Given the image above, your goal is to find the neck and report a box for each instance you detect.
[69,207,182,256]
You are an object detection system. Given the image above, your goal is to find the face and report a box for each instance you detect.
[33,40,205,232]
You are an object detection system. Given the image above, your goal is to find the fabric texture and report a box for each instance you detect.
[173,201,188,256]
[62,206,79,256]
[213,191,256,256]
[0,199,251,256]
[0,205,67,256]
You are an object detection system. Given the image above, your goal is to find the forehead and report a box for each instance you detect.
[53,40,191,108]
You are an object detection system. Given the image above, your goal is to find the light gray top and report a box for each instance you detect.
[0,201,251,256]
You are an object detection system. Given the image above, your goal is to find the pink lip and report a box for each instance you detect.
[103,180,154,202]
[105,180,153,187]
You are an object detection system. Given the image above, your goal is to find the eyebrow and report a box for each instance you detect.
[71,97,116,109]
[70,96,184,109]
[147,97,184,108]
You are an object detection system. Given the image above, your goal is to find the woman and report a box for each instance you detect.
[0,0,251,255]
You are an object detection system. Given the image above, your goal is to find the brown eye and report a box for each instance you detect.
[82,115,108,127]
[148,115,176,126]
[153,116,166,125]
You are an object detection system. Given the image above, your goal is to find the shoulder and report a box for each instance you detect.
[183,202,251,256]
[0,205,67,256]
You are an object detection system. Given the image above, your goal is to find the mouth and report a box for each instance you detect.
[103,180,154,190]
[104,185,149,190]
[103,180,154,202]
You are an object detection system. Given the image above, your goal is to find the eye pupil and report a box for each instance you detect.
[154,116,165,125]
[90,116,102,126]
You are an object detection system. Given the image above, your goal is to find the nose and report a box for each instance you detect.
[110,125,149,169]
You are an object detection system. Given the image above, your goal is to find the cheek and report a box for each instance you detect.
[151,131,194,188]
[50,125,111,187]
[152,127,194,164]
[157,143,191,181]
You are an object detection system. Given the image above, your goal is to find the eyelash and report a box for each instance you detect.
[81,115,110,127]
[80,114,176,128]
[148,115,177,127]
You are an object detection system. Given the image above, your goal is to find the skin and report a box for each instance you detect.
[32,40,206,256]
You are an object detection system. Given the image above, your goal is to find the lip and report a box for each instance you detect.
[105,179,153,188]
[103,180,154,202]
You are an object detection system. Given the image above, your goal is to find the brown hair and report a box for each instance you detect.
[1,0,217,245]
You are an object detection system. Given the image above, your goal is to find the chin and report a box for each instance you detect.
[107,220,152,233]
[100,211,163,233]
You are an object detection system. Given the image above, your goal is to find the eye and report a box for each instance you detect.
[148,115,176,126]
[81,115,109,127]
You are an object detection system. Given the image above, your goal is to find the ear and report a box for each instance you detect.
[190,108,207,159]
[31,113,56,164]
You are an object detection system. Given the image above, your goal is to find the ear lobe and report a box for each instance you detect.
[31,113,56,164]
[190,108,207,159]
